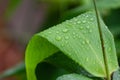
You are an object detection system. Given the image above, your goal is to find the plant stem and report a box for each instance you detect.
[92,0,111,80]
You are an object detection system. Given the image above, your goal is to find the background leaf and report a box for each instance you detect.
[0,62,26,79]
[63,0,120,20]
[35,62,69,80]
[56,74,93,80]
[5,0,21,18]
[113,68,120,80]
[45,52,93,77]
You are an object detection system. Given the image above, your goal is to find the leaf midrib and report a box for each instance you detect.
[71,26,105,73]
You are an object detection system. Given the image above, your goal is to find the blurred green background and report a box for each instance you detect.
[0,0,120,80]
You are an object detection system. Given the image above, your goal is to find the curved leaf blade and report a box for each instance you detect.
[26,36,59,80]
[25,11,118,80]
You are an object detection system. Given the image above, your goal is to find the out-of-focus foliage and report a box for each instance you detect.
[5,0,21,18]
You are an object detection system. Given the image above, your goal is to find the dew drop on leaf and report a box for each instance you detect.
[86,26,90,29]
[61,44,65,47]
[90,18,94,21]
[86,40,90,44]
[82,41,86,44]
[79,27,83,30]
[65,36,69,40]
[73,32,76,35]
[73,36,76,39]
[86,58,89,62]
[78,36,81,39]
[55,36,62,41]
[86,15,89,18]
[48,31,52,34]
[82,20,86,23]
[98,46,100,49]
[108,47,112,51]
[56,31,59,34]
[84,31,87,34]
[89,30,92,33]
[77,21,81,24]
[65,41,68,44]
[63,29,68,33]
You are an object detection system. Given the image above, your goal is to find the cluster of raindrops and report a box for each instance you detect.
[53,28,70,47]
[53,12,97,49]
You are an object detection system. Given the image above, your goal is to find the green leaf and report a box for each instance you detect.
[113,68,120,80]
[45,52,93,77]
[25,11,118,80]
[63,0,120,19]
[56,74,93,80]
[5,0,21,18]
[84,0,120,9]
[0,62,25,79]
[35,62,69,80]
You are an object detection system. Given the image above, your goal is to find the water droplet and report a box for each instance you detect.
[77,21,81,24]
[48,31,52,34]
[82,41,85,44]
[65,41,68,44]
[78,36,81,38]
[75,51,78,54]
[86,26,90,29]
[86,15,89,18]
[74,18,77,22]
[79,27,83,30]
[105,40,107,43]
[61,44,65,47]
[55,36,62,41]
[69,20,72,23]
[56,31,59,34]
[73,32,76,35]
[73,22,77,25]
[73,36,76,39]
[98,46,100,49]
[82,20,86,23]
[89,30,92,33]
[76,34,79,37]
[86,58,89,62]
[90,18,94,21]
[86,40,90,43]
[65,36,69,40]
[83,31,87,34]
[63,29,68,33]
[108,47,112,51]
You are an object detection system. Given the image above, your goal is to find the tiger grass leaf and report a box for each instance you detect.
[25,11,118,80]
